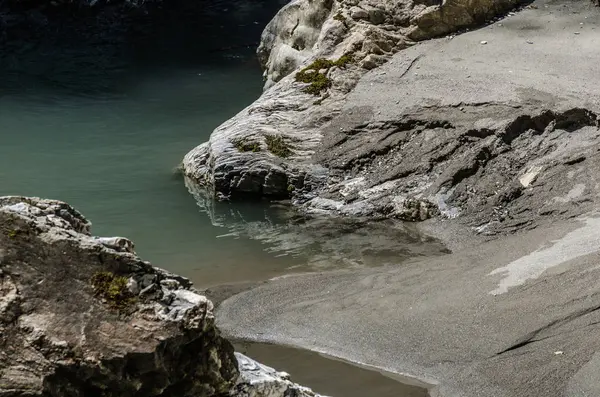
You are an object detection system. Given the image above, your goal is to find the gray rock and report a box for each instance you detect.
[0,196,238,396]
[365,5,386,24]
[0,196,326,397]
[182,0,524,205]
[182,0,600,242]
[350,6,369,20]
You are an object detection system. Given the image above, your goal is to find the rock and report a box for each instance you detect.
[350,6,369,20]
[360,53,385,69]
[183,0,600,240]
[393,197,439,222]
[407,0,522,40]
[0,196,238,396]
[257,0,335,89]
[182,0,526,202]
[0,196,325,397]
[231,353,325,397]
[365,6,386,24]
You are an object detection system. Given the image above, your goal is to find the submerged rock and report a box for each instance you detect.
[0,196,323,397]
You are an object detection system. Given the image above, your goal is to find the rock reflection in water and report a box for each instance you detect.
[185,177,451,272]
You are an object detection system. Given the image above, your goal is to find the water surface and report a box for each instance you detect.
[235,342,430,397]
[0,0,448,290]
[0,3,446,395]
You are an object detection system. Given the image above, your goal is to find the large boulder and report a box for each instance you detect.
[0,196,238,396]
[181,0,525,203]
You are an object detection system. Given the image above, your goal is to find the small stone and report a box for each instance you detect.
[127,278,140,295]
[574,32,580,35]
[350,6,368,20]
[160,279,181,290]
[480,40,488,45]
[526,40,534,44]
[554,351,564,355]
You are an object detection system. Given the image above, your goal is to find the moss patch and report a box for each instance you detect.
[333,12,346,23]
[91,272,136,311]
[265,135,293,158]
[295,55,354,95]
[334,54,353,67]
[232,138,261,153]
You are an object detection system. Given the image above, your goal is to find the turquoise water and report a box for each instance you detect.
[0,0,309,287]
[0,0,449,289]
[0,67,307,287]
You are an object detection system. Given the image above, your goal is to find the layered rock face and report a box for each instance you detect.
[181,0,524,207]
[0,196,324,397]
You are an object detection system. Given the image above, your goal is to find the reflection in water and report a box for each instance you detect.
[186,177,451,272]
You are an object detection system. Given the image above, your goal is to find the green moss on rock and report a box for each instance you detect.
[265,135,293,158]
[91,271,136,311]
[232,138,261,153]
[295,55,355,95]
[333,12,346,23]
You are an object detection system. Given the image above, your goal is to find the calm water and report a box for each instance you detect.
[1,0,306,287]
[235,342,429,397]
[0,0,448,290]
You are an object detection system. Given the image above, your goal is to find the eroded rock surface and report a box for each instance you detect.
[182,0,524,203]
[0,196,238,396]
[183,0,600,239]
[0,196,324,397]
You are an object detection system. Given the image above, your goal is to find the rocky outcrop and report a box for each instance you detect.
[183,0,600,238]
[302,0,600,235]
[0,196,324,397]
[0,196,238,396]
[181,0,525,208]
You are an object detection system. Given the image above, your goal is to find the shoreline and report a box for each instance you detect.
[193,0,600,395]
[233,340,433,396]
[215,214,600,396]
